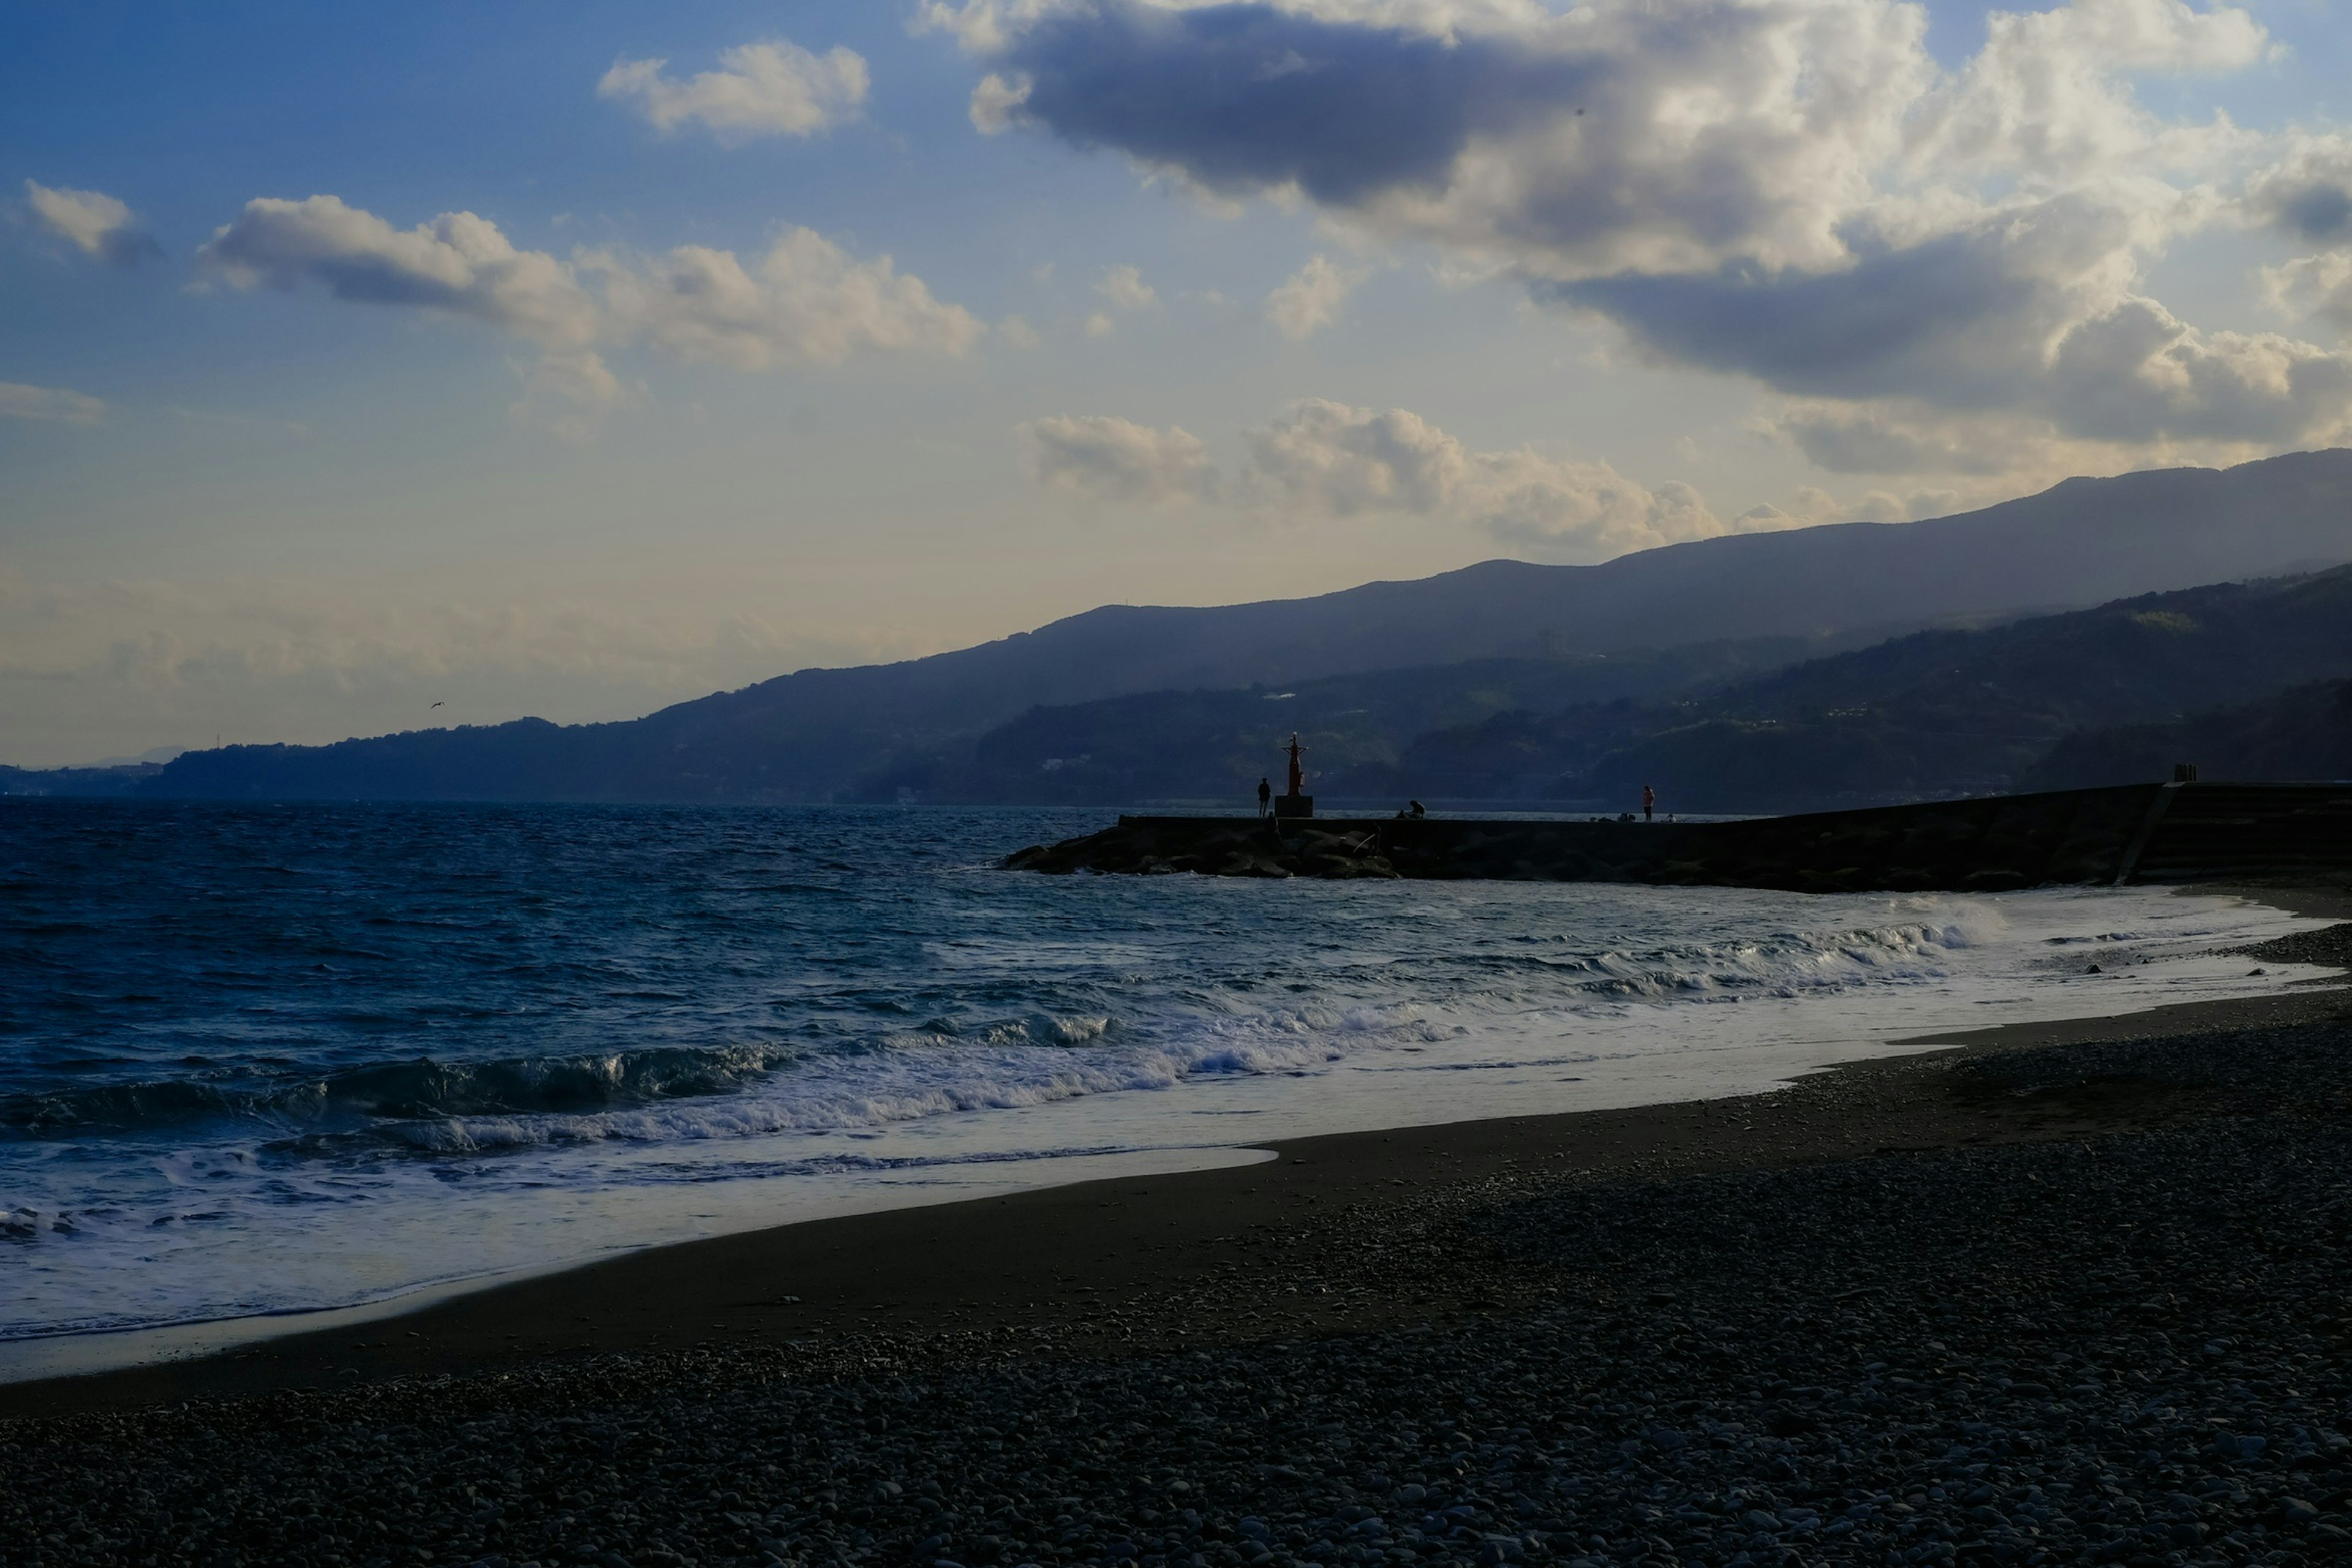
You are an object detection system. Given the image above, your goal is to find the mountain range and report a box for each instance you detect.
[1381,564,2352,812]
[8,448,2352,807]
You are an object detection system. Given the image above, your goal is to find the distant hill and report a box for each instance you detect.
[0,766,157,804]
[842,638,1819,806]
[2024,681,2352,791]
[77,447,2352,803]
[1383,564,2352,812]
[0,762,160,799]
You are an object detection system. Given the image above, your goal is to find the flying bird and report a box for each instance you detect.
[430,701,443,708]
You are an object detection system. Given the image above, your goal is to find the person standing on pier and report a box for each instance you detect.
[1643,783,1657,822]
[1257,776,1272,818]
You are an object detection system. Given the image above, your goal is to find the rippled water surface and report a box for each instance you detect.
[0,800,2327,1360]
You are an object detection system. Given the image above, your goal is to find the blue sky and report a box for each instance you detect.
[5,1,2351,764]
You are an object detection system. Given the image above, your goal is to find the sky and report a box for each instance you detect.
[5,0,2352,766]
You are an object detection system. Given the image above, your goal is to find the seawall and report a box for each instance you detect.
[1005,782,2352,892]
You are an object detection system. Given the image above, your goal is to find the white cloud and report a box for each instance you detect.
[198,196,602,347]
[1094,263,1156,311]
[594,228,985,369]
[1238,398,1722,561]
[1747,393,2316,526]
[0,381,105,424]
[1763,402,2059,479]
[1084,311,1116,337]
[1904,0,2267,183]
[1238,399,1461,516]
[1265,255,1363,339]
[998,314,1041,350]
[968,72,1032,134]
[1737,485,1911,531]
[194,196,982,425]
[1018,396,1723,558]
[24,179,156,265]
[1022,414,1219,503]
[2043,297,2352,444]
[598,39,869,143]
[510,350,631,442]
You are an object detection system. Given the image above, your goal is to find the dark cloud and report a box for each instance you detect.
[1553,231,2035,405]
[998,1,1591,205]
[1570,223,2352,447]
[2242,141,2352,247]
[960,0,1923,274]
[93,227,163,266]
[2274,183,2352,246]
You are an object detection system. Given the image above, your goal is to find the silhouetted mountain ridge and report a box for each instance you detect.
[2024,681,2352,792]
[841,638,1821,807]
[38,447,2352,804]
[1381,564,2352,811]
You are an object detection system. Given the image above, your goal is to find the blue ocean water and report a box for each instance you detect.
[0,801,2328,1364]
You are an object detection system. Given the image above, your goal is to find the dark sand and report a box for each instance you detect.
[8,887,2346,1422]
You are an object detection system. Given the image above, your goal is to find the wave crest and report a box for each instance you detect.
[1,1041,798,1135]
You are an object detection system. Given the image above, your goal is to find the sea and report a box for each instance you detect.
[0,800,2334,1379]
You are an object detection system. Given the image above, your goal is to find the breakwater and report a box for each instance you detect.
[1005,781,2352,891]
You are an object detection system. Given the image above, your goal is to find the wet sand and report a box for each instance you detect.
[8,885,2346,1422]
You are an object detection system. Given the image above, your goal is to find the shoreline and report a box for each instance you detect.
[8,879,2347,1422]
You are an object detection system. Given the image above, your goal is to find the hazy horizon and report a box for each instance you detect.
[9,1,2352,766]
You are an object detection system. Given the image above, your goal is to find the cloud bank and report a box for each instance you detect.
[196,195,982,431]
[1023,413,1219,502]
[1245,398,1722,558]
[200,196,601,347]
[1023,397,1729,560]
[927,0,2352,474]
[598,39,870,143]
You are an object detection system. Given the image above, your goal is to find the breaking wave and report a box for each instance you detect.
[3,915,1991,1152]
[1,1042,801,1135]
